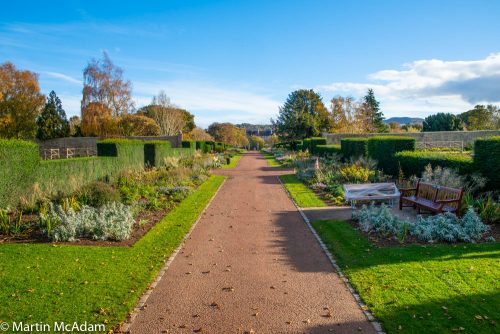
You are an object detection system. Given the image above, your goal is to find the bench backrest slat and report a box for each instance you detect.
[416,182,437,201]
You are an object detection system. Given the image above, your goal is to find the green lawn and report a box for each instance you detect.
[0,175,225,331]
[221,152,244,169]
[279,174,326,207]
[311,219,500,334]
[262,152,282,167]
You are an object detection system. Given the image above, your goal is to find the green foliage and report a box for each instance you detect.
[144,140,173,167]
[0,139,39,208]
[363,88,387,133]
[44,202,134,242]
[214,142,225,153]
[182,140,196,150]
[0,209,26,236]
[337,164,374,183]
[316,144,341,157]
[195,140,206,152]
[272,89,330,140]
[76,181,121,207]
[309,137,327,154]
[340,138,368,159]
[302,138,312,151]
[36,91,70,140]
[474,136,500,190]
[353,204,490,243]
[367,136,415,175]
[459,104,499,130]
[396,151,473,177]
[423,112,464,131]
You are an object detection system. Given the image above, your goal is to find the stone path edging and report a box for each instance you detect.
[119,178,227,333]
[277,176,386,334]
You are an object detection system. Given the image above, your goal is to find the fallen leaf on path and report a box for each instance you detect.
[303,319,311,324]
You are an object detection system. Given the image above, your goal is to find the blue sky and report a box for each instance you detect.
[1,0,500,127]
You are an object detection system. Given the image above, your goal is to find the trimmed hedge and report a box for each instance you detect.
[310,137,327,154]
[214,142,225,153]
[395,151,473,177]
[302,138,312,152]
[341,138,368,159]
[144,140,172,167]
[291,140,302,151]
[96,139,145,171]
[316,144,341,157]
[0,140,39,208]
[195,141,206,152]
[1,138,197,209]
[474,136,500,190]
[182,140,196,150]
[204,141,214,153]
[367,136,416,175]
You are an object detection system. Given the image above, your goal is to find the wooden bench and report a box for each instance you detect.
[399,180,464,215]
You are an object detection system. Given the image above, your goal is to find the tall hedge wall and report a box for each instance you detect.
[316,144,341,157]
[367,136,416,176]
[341,138,368,159]
[0,140,39,208]
[96,139,145,171]
[395,151,473,177]
[144,140,172,167]
[474,136,500,190]
[1,138,196,209]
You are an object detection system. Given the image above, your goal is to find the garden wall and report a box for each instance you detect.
[324,130,500,146]
[35,134,183,157]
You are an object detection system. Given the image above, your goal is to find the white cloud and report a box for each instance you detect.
[317,53,500,118]
[42,71,82,85]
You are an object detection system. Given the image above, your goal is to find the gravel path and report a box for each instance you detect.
[128,152,375,334]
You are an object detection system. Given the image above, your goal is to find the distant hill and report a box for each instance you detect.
[384,117,424,125]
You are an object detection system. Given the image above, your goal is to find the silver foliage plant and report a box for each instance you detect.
[353,204,492,243]
[41,202,135,242]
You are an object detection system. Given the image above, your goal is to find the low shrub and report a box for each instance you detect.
[316,144,341,157]
[76,181,121,207]
[474,136,500,190]
[367,136,415,176]
[395,151,473,177]
[44,202,135,242]
[341,138,368,159]
[353,204,491,243]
